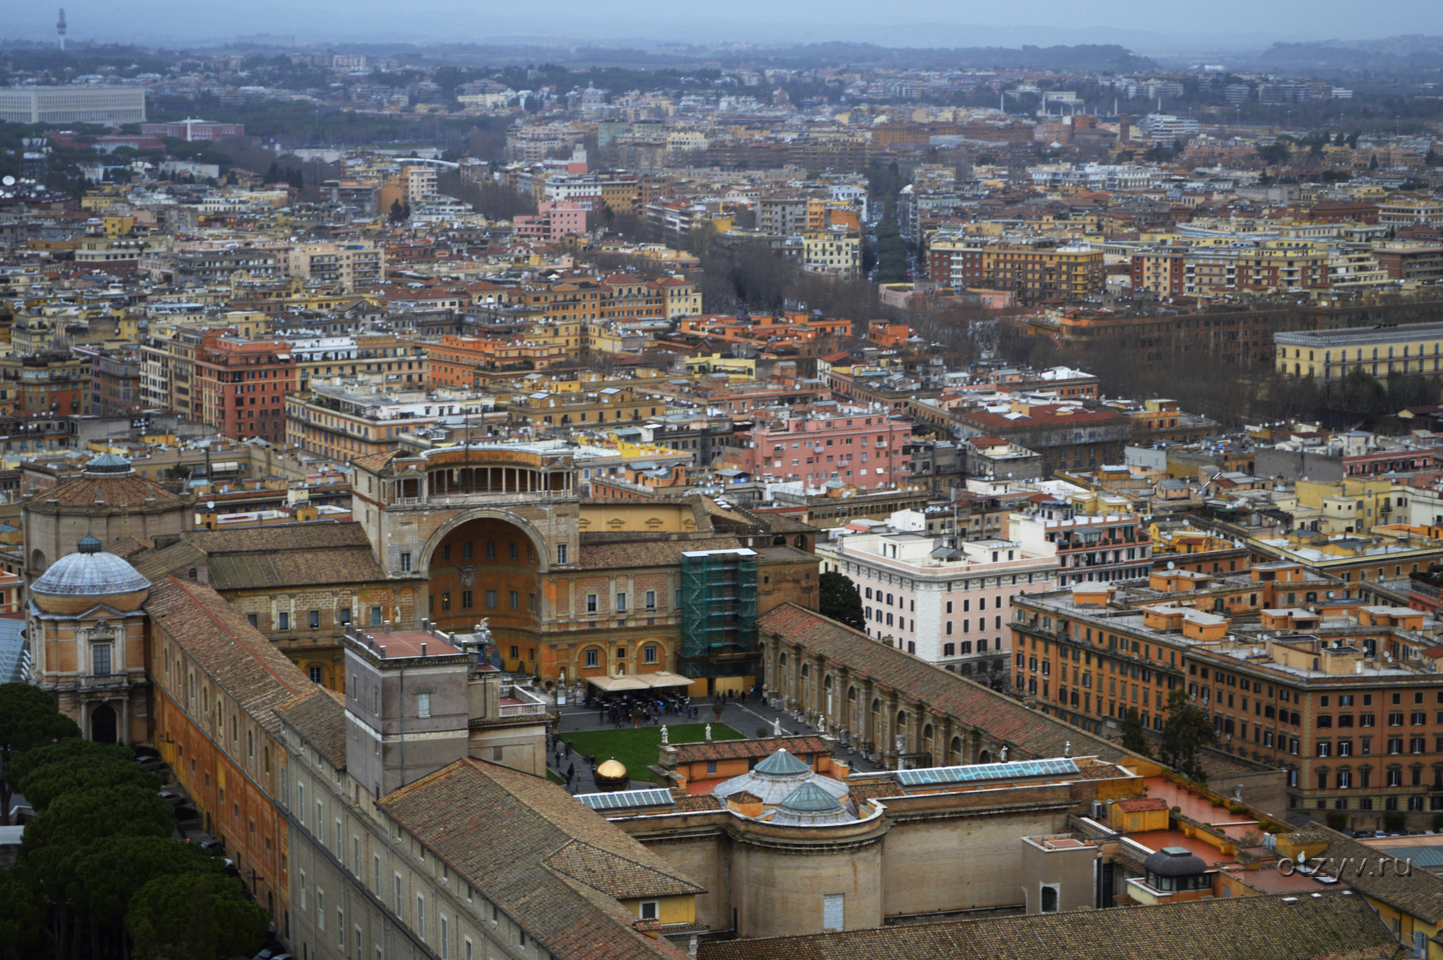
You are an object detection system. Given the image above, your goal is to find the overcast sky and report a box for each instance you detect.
[19,0,1443,49]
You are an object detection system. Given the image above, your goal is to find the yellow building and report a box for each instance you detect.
[1287,477,1405,535]
[1275,321,1443,383]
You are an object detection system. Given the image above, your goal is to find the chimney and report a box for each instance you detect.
[421,643,427,657]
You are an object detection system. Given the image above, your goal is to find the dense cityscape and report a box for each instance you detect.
[4,13,1443,960]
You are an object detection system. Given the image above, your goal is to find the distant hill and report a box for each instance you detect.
[1256,34,1443,72]
[744,42,1157,73]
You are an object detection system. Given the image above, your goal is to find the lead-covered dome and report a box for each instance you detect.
[31,536,151,614]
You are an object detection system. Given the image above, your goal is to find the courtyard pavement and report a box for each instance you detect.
[545,694,890,794]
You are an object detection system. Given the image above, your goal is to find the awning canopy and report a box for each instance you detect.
[586,671,694,693]
[586,674,650,692]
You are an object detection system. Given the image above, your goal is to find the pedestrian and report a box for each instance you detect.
[565,739,572,756]
[567,762,575,782]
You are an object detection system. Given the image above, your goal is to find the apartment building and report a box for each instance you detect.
[277,241,385,292]
[1008,499,1151,587]
[818,521,1058,681]
[1132,241,1334,297]
[1012,568,1443,831]
[927,237,1105,303]
[284,380,491,461]
[729,404,913,490]
[193,333,298,443]
[426,335,569,388]
[802,230,861,280]
[0,353,90,416]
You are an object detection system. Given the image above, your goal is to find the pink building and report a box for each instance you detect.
[733,404,913,490]
[513,201,588,242]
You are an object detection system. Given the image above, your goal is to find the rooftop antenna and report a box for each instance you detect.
[56,8,66,50]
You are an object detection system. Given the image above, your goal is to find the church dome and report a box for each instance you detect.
[31,537,151,614]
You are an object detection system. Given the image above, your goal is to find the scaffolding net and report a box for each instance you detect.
[677,549,758,679]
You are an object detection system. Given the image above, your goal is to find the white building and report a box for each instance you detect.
[1008,501,1150,587]
[817,519,1058,685]
[0,86,146,124]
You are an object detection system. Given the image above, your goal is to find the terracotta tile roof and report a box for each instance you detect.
[145,576,310,738]
[697,891,1405,960]
[378,759,699,960]
[847,780,905,802]
[670,736,831,765]
[543,839,703,900]
[129,541,208,581]
[758,604,1128,765]
[352,450,399,473]
[274,687,347,769]
[673,794,723,812]
[45,473,181,506]
[579,536,744,570]
[134,524,387,590]
[1291,824,1443,924]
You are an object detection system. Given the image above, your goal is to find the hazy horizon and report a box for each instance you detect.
[6,0,1442,54]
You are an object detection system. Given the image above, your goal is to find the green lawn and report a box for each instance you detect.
[546,769,565,785]
[562,723,742,783]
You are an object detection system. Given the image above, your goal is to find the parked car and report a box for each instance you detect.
[158,789,186,806]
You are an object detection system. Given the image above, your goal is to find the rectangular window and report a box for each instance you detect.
[585,649,599,668]
[509,590,519,610]
[400,552,412,572]
[557,544,568,565]
[278,611,289,631]
[309,610,320,629]
[586,594,598,613]
[340,607,351,625]
[370,606,382,626]
[640,901,659,920]
[822,893,844,931]
[247,613,258,628]
[417,895,425,941]
[91,643,112,676]
[645,590,656,610]
[644,646,658,665]
[616,593,627,612]
[417,693,431,719]
[461,590,473,610]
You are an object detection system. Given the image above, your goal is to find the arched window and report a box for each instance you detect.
[801,662,811,678]
[950,736,963,764]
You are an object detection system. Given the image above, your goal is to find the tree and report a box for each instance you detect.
[13,739,158,812]
[0,682,81,825]
[389,198,407,223]
[67,836,225,959]
[818,571,866,630]
[0,866,46,960]
[1158,689,1218,783]
[24,784,173,860]
[126,873,269,960]
[1255,141,1291,165]
[1121,707,1152,757]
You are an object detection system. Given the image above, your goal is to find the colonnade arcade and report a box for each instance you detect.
[759,635,1009,771]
